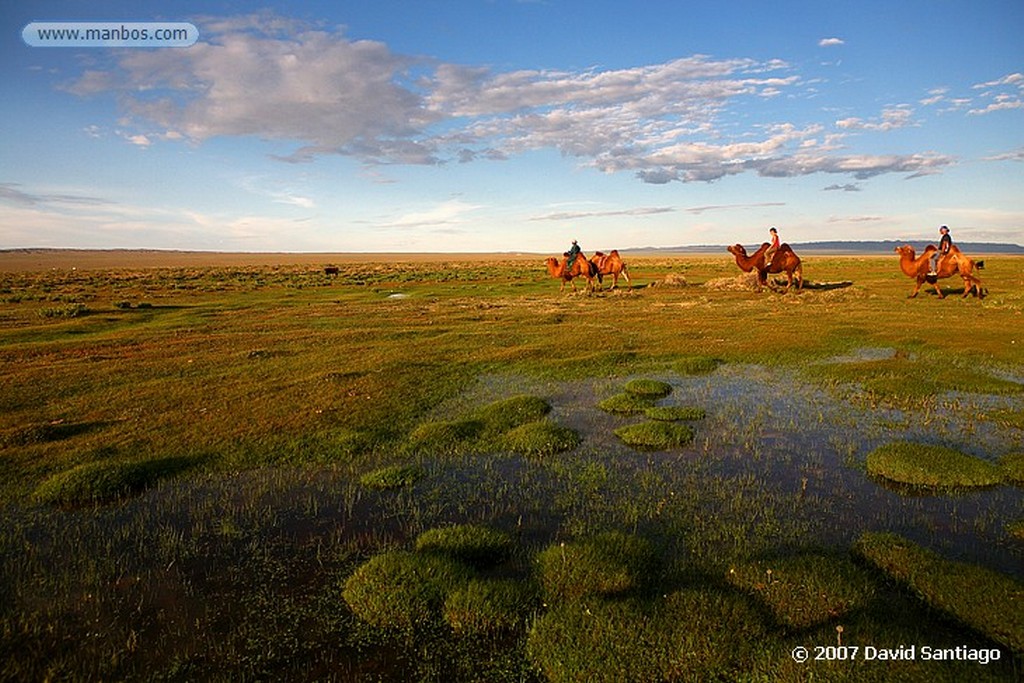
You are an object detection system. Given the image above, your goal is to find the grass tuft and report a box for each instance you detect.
[674,356,723,375]
[415,525,514,568]
[342,550,474,630]
[866,442,1004,489]
[359,464,425,490]
[527,589,765,683]
[476,395,551,434]
[725,553,876,629]
[643,405,705,421]
[999,452,1024,485]
[501,420,580,457]
[33,457,193,505]
[535,531,656,602]
[623,378,672,398]
[614,421,694,450]
[596,392,654,415]
[443,578,540,634]
[854,532,1024,652]
[408,419,484,453]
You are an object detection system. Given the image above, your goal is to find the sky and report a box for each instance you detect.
[2,0,1022,252]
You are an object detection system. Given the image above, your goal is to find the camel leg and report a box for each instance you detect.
[622,267,631,284]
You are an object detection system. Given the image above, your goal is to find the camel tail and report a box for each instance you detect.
[622,263,631,282]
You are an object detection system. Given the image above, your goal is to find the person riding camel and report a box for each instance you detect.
[765,227,781,263]
[565,240,582,272]
[928,225,952,276]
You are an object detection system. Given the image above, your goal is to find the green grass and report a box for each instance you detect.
[500,420,581,456]
[854,532,1024,652]
[33,457,194,505]
[342,550,474,630]
[614,421,694,450]
[596,392,654,415]
[622,378,672,398]
[643,405,705,421]
[535,531,656,602]
[359,464,426,490]
[415,525,514,567]
[1000,452,1024,484]
[726,552,876,629]
[866,442,1005,489]
[1,254,1023,680]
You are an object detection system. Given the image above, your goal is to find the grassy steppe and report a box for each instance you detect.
[1,253,1022,680]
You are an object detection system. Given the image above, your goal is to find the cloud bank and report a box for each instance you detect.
[63,13,959,185]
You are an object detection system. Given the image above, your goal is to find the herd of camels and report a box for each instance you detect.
[546,240,986,298]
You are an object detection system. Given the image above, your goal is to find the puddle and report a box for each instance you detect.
[453,366,1024,577]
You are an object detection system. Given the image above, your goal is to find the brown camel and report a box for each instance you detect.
[545,253,596,294]
[727,242,803,291]
[894,244,984,298]
[590,250,631,289]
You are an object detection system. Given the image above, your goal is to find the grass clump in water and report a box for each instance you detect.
[33,457,192,505]
[597,393,654,415]
[674,356,723,375]
[623,378,672,398]
[342,550,473,630]
[408,418,484,454]
[476,395,551,435]
[854,532,1024,652]
[643,405,705,421]
[535,531,656,602]
[614,421,694,450]
[866,442,1004,489]
[1000,452,1024,485]
[415,525,514,568]
[527,589,765,683]
[725,553,876,629]
[359,464,425,490]
[501,420,580,457]
[443,578,539,634]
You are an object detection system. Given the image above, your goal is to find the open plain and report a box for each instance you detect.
[1,249,1022,681]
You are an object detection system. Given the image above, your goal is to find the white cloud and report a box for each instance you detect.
[59,12,961,188]
[377,199,481,229]
[818,38,845,47]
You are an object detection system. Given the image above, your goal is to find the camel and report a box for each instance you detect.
[545,253,596,294]
[590,250,631,289]
[894,244,984,298]
[727,242,803,291]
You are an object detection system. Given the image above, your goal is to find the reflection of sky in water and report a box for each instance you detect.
[465,361,1024,578]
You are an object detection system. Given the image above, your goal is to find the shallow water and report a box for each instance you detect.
[461,363,1024,577]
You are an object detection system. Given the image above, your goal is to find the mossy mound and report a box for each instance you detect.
[854,532,1024,652]
[443,578,540,634]
[408,418,484,453]
[643,405,706,421]
[1000,452,1024,485]
[476,395,551,434]
[866,442,1004,489]
[597,392,654,415]
[674,356,723,375]
[359,464,425,490]
[415,525,514,568]
[501,420,580,457]
[614,421,694,450]
[33,457,192,505]
[527,589,765,683]
[535,531,656,602]
[342,550,473,630]
[623,378,672,398]
[726,553,876,629]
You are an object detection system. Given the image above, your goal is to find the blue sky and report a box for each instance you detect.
[2,1,1022,252]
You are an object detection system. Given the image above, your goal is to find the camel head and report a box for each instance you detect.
[895,245,916,259]
[727,244,747,257]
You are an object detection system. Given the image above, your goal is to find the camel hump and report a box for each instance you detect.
[594,251,605,257]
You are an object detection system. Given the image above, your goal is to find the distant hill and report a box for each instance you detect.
[633,240,1024,255]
